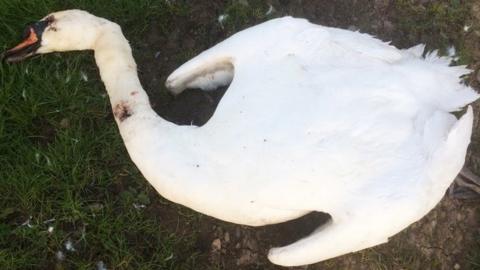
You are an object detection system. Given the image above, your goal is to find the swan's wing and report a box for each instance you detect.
[165,17,402,95]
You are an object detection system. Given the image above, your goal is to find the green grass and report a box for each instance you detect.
[220,0,274,33]
[0,0,479,269]
[0,1,202,269]
[391,0,472,64]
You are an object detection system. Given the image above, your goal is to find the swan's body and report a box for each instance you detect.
[5,10,479,266]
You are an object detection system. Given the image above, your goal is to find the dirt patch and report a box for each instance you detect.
[29,117,56,146]
[133,1,480,269]
[196,212,331,269]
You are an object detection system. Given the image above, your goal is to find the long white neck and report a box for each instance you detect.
[90,22,189,202]
[93,23,158,127]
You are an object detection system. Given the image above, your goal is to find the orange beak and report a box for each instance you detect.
[9,28,38,52]
[3,27,41,63]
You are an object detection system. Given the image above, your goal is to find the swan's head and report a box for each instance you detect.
[3,10,113,62]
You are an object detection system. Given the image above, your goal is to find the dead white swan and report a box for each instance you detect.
[4,10,479,266]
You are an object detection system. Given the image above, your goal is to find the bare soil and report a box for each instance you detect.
[133,1,480,269]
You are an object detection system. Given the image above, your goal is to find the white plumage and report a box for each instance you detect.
[6,10,478,266]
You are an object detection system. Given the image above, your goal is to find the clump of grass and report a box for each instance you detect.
[392,0,472,64]
[221,0,276,33]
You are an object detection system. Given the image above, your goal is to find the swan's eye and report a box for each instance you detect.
[44,16,58,32]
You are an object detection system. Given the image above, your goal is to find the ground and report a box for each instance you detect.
[0,0,479,269]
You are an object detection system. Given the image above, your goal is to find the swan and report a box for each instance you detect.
[3,10,479,266]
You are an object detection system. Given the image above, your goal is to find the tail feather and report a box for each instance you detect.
[426,106,474,203]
